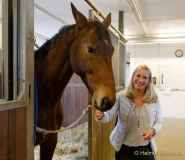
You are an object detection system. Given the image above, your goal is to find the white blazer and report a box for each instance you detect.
[99,91,163,152]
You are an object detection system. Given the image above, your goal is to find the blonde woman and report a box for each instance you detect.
[92,64,162,160]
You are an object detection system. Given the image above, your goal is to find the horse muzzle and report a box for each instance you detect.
[92,94,116,111]
[100,97,115,111]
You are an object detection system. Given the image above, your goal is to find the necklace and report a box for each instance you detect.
[134,107,142,128]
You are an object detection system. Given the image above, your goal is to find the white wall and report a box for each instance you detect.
[126,43,185,118]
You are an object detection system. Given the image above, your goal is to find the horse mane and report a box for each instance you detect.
[35,21,110,58]
[35,24,76,57]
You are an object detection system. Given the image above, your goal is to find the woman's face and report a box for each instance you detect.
[132,69,150,92]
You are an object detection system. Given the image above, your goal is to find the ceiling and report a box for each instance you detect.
[34,0,185,44]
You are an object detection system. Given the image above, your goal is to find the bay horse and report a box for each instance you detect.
[35,3,116,160]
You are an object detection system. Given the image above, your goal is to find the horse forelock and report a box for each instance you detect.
[90,21,111,41]
[35,24,76,58]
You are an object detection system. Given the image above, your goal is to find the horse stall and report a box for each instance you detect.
[33,1,126,159]
[0,0,34,160]
[0,0,125,159]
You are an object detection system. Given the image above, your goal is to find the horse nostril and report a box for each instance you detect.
[101,97,113,111]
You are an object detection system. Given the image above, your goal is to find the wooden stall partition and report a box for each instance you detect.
[0,107,28,160]
[0,111,8,160]
[62,73,88,127]
[62,73,116,160]
[88,109,116,160]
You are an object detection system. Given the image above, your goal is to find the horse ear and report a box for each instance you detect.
[71,3,88,26]
[103,13,111,28]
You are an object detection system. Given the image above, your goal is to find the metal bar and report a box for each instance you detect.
[34,33,49,49]
[1,0,5,99]
[7,0,14,100]
[118,11,124,35]
[34,43,40,49]
[3,0,9,100]
[13,0,18,99]
[34,32,49,41]
[18,0,26,102]
[34,2,68,25]
[66,84,86,88]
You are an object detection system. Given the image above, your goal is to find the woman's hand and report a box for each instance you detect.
[88,105,104,120]
[95,110,104,120]
[141,128,156,140]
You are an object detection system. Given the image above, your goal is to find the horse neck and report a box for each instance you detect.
[35,53,74,109]
[35,26,77,109]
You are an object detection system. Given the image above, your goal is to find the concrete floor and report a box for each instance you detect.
[156,117,185,160]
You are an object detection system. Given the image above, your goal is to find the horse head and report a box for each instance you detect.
[69,3,116,111]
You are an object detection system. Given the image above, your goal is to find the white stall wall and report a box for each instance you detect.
[126,43,185,118]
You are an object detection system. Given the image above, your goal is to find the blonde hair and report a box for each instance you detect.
[124,64,157,103]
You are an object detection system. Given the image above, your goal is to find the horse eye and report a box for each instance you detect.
[87,47,95,54]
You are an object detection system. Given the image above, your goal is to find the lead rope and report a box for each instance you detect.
[36,108,88,136]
